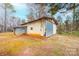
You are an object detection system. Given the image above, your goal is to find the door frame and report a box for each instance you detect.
[45,20,53,37]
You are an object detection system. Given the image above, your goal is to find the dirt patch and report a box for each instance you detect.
[0,32,79,56]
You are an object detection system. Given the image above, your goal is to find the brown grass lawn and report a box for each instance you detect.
[0,32,79,56]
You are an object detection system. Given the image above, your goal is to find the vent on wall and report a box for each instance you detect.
[30,27,33,30]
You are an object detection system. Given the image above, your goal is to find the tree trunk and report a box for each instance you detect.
[4,4,7,32]
[73,3,75,31]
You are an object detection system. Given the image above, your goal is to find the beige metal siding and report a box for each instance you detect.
[23,20,45,36]
[22,19,57,36]
[52,24,57,34]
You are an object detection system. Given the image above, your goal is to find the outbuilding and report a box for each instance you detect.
[14,16,58,37]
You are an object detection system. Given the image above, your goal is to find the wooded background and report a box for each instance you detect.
[0,3,79,35]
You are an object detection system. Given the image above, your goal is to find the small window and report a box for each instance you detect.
[40,29,42,31]
[30,27,33,30]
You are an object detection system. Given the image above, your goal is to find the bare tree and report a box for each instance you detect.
[57,16,63,33]
[3,3,16,32]
[26,3,49,21]
[27,11,35,22]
